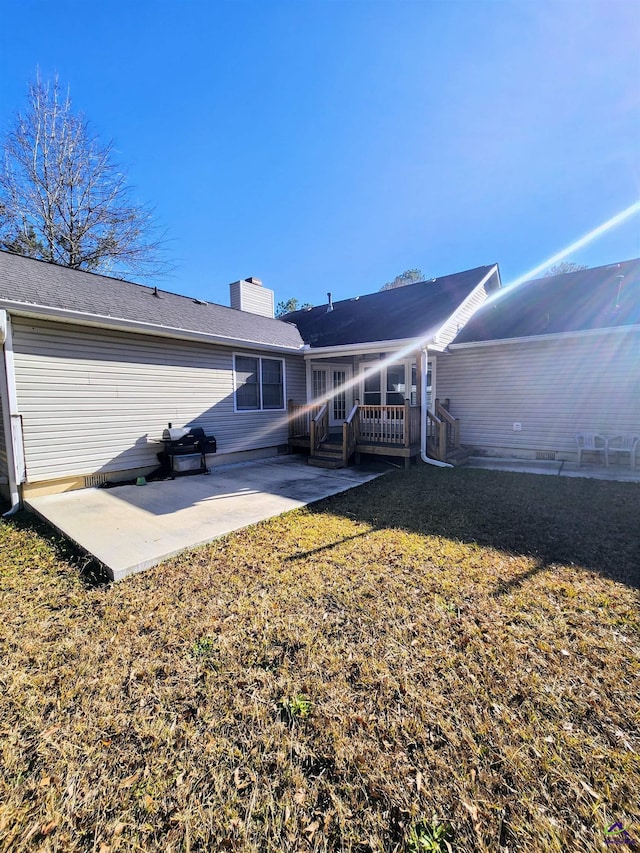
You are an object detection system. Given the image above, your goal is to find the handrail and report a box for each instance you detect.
[435,398,460,450]
[345,401,359,424]
[427,409,447,461]
[342,399,360,465]
[310,402,328,455]
[435,399,455,426]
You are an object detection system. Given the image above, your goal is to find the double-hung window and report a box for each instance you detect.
[234,354,285,411]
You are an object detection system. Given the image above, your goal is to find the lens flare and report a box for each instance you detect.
[499,200,640,295]
[248,200,640,446]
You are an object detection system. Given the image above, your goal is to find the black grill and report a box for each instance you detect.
[158,425,217,477]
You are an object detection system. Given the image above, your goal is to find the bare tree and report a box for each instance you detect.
[0,74,169,277]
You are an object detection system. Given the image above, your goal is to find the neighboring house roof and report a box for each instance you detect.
[0,251,304,350]
[283,264,499,348]
[454,259,640,344]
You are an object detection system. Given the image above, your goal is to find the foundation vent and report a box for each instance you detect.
[85,473,108,488]
[535,451,556,461]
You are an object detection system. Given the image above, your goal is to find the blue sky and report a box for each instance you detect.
[1,0,639,307]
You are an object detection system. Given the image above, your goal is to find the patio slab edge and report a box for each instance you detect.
[24,458,385,581]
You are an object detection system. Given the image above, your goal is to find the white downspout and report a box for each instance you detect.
[420,346,453,469]
[0,311,24,515]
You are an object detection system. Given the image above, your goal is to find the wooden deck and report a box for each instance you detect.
[288,400,422,468]
[288,398,462,468]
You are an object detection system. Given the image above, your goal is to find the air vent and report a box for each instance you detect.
[85,473,108,487]
[535,451,556,461]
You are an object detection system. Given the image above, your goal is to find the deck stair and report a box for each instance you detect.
[307,435,345,469]
[443,445,472,466]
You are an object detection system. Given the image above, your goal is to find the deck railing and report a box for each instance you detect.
[408,404,421,448]
[288,400,310,438]
[435,398,460,451]
[342,399,360,465]
[289,399,423,457]
[359,401,418,446]
[310,403,329,455]
[427,410,447,461]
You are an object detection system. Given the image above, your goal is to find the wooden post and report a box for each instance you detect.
[415,351,422,408]
[288,400,293,438]
[439,420,447,461]
[404,398,410,448]
[342,421,348,467]
[310,418,316,457]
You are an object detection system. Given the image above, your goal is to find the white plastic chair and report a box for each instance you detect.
[575,432,607,467]
[606,434,640,468]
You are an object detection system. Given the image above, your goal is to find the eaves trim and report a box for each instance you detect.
[303,335,435,359]
[431,265,500,346]
[0,300,305,354]
[449,323,640,349]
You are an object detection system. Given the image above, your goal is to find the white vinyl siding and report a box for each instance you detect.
[229,280,275,318]
[11,318,305,482]
[437,331,640,458]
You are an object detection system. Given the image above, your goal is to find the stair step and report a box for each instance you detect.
[318,444,343,456]
[446,447,472,467]
[308,455,344,469]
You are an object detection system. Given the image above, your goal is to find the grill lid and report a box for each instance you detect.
[163,427,189,441]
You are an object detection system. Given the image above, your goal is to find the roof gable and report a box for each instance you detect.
[284,264,498,348]
[0,251,303,350]
[454,259,640,344]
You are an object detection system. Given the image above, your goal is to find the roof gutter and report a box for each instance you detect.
[0,300,305,355]
[449,322,640,350]
[0,311,26,515]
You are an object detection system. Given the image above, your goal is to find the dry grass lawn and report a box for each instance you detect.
[0,466,639,852]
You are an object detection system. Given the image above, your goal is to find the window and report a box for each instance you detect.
[386,364,406,405]
[261,358,284,410]
[234,354,285,411]
[363,370,381,405]
[362,360,412,406]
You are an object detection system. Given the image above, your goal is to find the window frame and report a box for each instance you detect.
[360,358,415,407]
[233,352,286,413]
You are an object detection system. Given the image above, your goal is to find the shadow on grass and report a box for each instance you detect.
[283,531,372,562]
[307,466,640,590]
[1,501,111,588]
[2,466,638,592]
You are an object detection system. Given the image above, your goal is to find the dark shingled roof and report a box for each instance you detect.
[0,251,304,350]
[453,259,640,344]
[284,265,497,347]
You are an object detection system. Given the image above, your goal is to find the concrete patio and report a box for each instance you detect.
[26,456,385,581]
[467,456,640,482]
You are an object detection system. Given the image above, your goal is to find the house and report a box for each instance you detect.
[2,250,635,509]
[0,252,306,505]
[282,264,500,467]
[0,251,499,506]
[437,259,640,463]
